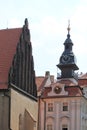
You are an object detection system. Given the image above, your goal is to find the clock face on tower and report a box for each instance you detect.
[54,86,62,94]
[61,55,71,63]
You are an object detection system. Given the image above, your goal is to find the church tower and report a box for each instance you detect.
[57,22,79,80]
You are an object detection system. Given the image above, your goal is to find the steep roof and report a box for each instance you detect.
[0,28,22,89]
[36,76,48,91]
[36,71,55,94]
[78,73,87,87]
[36,76,45,91]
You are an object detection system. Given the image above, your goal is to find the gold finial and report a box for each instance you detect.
[67,20,70,34]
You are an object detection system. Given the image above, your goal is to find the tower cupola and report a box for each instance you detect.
[57,22,79,80]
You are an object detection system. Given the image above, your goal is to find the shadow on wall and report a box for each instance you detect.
[19,109,36,130]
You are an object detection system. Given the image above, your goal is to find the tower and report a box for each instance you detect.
[57,22,79,80]
[37,22,87,130]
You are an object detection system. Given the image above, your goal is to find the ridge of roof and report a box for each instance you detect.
[0,27,22,31]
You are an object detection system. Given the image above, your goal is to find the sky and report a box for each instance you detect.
[0,0,87,78]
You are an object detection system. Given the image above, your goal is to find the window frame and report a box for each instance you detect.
[62,102,68,111]
[48,103,53,112]
[47,124,53,130]
[62,124,68,130]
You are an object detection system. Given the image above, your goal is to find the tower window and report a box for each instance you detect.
[63,102,68,111]
[48,103,53,112]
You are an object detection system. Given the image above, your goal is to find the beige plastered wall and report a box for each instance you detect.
[10,88,38,130]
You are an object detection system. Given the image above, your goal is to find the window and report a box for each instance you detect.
[62,128,68,130]
[63,102,68,111]
[48,103,53,112]
[62,124,68,130]
[47,124,53,130]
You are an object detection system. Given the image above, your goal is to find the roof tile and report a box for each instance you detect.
[0,28,22,89]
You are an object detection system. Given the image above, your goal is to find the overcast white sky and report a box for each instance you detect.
[0,0,87,78]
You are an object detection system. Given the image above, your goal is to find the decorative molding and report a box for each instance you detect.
[48,83,68,96]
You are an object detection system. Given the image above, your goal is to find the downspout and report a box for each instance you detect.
[42,99,46,130]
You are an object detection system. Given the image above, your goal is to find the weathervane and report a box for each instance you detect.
[67,20,70,34]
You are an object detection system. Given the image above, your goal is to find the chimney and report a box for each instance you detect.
[45,71,50,77]
[50,75,54,83]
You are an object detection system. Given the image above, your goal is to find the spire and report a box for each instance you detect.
[57,21,79,80]
[25,18,28,29]
[66,20,71,39]
[64,20,73,45]
[67,20,70,35]
[23,18,30,42]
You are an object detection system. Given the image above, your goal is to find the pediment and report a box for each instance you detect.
[48,82,68,96]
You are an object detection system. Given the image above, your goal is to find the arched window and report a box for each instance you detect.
[46,117,54,130]
[47,124,53,130]
[62,124,68,130]
[60,117,70,130]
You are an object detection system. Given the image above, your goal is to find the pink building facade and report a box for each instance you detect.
[37,72,87,130]
[36,26,87,130]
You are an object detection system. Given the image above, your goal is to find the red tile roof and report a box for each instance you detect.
[36,77,45,91]
[41,79,83,98]
[41,87,52,97]
[36,76,48,91]
[79,73,87,79]
[0,28,22,89]
[41,85,82,98]
[65,86,82,96]
[78,79,87,86]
